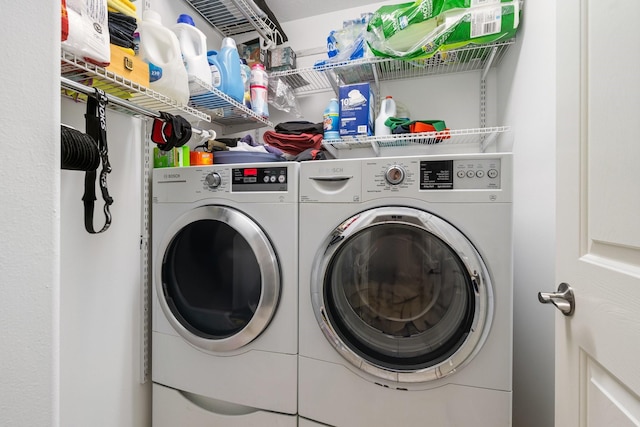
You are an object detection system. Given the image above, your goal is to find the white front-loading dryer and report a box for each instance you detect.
[298,153,513,427]
[151,162,298,427]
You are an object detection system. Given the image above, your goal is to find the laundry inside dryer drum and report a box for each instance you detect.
[162,219,262,339]
[324,223,475,372]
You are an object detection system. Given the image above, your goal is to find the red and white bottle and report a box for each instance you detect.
[250,63,269,118]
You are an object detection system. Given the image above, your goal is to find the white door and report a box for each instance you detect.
[551,0,640,425]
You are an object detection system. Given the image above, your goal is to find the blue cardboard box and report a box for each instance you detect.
[339,83,375,137]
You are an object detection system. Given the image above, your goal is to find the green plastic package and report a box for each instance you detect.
[366,0,521,60]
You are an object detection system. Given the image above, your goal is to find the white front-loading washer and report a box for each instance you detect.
[151,162,298,427]
[298,153,513,427]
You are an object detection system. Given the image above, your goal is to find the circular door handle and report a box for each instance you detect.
[538,282,575,316]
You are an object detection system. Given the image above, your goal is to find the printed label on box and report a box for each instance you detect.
[339,83,374,137]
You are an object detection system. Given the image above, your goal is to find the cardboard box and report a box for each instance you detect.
[267,46,296,71]
[339,83,375,137]
[240,39,267,67]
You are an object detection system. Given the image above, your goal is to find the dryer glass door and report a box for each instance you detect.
[312,207,492,383]
[158,205,280,352]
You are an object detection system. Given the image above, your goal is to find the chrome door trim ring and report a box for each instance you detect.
[310,206,494,383]
[156,205,280,352]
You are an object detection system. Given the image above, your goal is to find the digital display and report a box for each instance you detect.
[244,168,258,177]
[420,160,454,190]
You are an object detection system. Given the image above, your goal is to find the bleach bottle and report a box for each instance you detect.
[218,37,244,103]
[375,96,397,136]
[323,98,340,140]
[173,14,212,92]
[137,10,190,105]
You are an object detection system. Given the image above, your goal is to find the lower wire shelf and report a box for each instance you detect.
[322,126,510,157]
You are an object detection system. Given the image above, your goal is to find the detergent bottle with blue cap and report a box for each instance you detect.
[173,14,212,91]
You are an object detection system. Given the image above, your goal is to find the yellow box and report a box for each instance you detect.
[106,44,149,89]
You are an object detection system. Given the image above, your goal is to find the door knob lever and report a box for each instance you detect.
[538,282,575,316]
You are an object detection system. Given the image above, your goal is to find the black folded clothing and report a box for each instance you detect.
[108,12,137,49]
[274,121,323,135]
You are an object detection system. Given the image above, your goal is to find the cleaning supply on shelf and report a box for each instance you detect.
[219,37,244,103]
[250,63,269,118]
[323,98,340,140]
[375,96,397,137]
[207,50,223,91]
[173,14,212,94]
[137,10,190,105]
[240,58,252,109]
[339,83,374,137]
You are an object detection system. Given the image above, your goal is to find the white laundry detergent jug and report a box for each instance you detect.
[173,14,212,95]
[137,10,190,105]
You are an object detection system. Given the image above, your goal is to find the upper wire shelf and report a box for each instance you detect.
[270,39,515,96]
[60,50,210,123]
[60,50,272,130]
[185,0,284,48]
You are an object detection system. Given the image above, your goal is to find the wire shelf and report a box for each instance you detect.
[270,39,515,96]
[322,126,510,156]
[185,0,284,48]
[60,50,210,123]
[188,78,273,127]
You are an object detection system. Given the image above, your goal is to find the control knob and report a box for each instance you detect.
[385,165,405,185]
[205,172,221,188]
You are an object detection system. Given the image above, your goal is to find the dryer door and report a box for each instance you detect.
[157,205,280,352]
[311,206,493,383]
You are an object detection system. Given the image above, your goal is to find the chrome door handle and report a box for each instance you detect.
[538,282,575,316]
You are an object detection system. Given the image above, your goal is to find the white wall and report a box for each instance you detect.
[59,101,149,426]
[0,1,60,426]
[498,1,556,426]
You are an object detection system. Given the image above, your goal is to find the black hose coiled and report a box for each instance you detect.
[61,125,101,171]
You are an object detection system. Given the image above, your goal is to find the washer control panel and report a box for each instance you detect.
[231,166,288,192]
[421,158,501,190]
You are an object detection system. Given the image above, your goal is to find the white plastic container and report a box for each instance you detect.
[375,96,397,136]
[250,63,269,118]
[137,10,190,105]
[173,14,212,92]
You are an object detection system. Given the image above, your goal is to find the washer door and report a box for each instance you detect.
[157,205,280,352]
[311,206,493,383]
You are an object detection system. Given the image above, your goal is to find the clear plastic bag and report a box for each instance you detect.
[268,77,303,118]
[366,0,521,61]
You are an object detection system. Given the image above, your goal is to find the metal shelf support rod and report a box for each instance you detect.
[61,76,215,140]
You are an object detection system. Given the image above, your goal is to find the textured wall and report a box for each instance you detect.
[0,1,61,426]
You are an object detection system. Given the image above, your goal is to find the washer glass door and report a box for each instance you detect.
[312,207,493,383]
[158,205,280,352]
